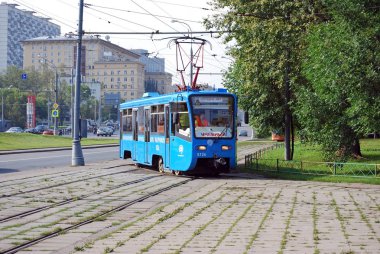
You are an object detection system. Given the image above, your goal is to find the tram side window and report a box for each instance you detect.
[151,105,164,134]
[122,109,132,133]
[171,102,190,138]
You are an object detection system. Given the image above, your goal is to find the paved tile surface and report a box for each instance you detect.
[0,146,379,254]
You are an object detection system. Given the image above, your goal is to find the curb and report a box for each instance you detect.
[0,144,119,155]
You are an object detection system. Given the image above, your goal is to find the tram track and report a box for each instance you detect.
[0,163,134,188]
[0,165,138,198]
[0,177,194,254]
[0,174,161,223]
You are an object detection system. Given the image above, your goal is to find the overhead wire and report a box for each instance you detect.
[129,0,181,33]
[12,0,76,30]
[84,4,201,24]
[144,0,211,11]
[84,4,157,32]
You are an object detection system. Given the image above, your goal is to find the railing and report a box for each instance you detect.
[245,149,380,178]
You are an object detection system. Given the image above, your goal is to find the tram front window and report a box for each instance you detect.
[191,95,234,138]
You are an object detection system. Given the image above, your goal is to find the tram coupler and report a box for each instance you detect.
[214,158,226,168]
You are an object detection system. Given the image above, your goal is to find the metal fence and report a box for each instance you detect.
[245,149,380,178]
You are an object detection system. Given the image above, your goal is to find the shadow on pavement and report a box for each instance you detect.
[0,168,20,174]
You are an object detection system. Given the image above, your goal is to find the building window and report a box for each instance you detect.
[131,92,134,96]
[111,78,114,82]
[117,70,120,75]
[104,85,107,89]
[111,85,113,89]
[104,71,107,76]
[124,70,127,75]
[117,77,120,82]
[124,77,127,82]
[131,70,135,75]
[111,71,114,75]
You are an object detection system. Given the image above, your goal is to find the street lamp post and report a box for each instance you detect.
[1,90,4,132]
[171,20,193,87]
[72,0,85,166]
[38,56,59,135]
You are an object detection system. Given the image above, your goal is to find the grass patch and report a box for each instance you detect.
[242,139,380,184]
[251,139,380,164]
[0,133,118,151]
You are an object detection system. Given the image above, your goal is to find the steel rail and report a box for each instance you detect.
[0,167,139,198]
[0,174,161,223]
[0,177,194,254]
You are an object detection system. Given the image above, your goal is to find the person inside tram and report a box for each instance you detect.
[195,113,209,127]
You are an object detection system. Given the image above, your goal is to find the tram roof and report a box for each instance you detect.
[120,89,233,109]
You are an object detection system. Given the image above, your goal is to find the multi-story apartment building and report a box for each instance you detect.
[21,35,145,101]
[0,2,60,72]
[131,49,174,94]
[145,72,175,94]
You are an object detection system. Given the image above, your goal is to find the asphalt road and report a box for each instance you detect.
[0,146,120,174]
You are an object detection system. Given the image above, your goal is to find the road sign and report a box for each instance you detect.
[21,73,27,80]
[53,103,59,109]
[52,110,59,118]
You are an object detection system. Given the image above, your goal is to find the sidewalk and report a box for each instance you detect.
[0,160,379,254]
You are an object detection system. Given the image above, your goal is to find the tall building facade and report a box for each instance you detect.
[131,49,174,94]
[21,35,145,101]
[0,2,60,72]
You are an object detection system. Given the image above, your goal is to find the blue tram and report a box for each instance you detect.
[119,89,238,175]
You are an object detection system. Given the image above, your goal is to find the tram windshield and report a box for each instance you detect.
[190,95,234,138]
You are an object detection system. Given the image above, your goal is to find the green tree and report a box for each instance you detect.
[3,88,27,127]
[205,0,321,159]
[298,0,380,161]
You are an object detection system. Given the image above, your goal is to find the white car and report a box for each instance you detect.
[6,127,24,133]
[97,127,113,137]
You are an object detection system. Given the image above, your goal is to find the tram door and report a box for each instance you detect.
[164,105,170,168]
[132,109,138,161]
[144,108,151,163]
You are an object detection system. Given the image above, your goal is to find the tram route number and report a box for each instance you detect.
[197,152,206,157]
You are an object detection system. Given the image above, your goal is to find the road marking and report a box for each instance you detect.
[0,149,117,163]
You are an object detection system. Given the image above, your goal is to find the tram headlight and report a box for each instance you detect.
[196,145,207,151]
[221,145,231,151]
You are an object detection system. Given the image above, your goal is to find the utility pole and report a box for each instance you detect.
[71,68,74,138]
[54,71,59,135]
[72,0,85,166]
[0,83,4,131]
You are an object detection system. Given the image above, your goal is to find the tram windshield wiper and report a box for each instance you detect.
[216,124,229,139]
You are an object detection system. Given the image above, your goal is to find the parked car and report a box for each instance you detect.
[97,127,112,137]
[42,129,54,135]
[24,128,39,134]
[5,127,23,133]
[35,125,49,134]
[238,129,248,136]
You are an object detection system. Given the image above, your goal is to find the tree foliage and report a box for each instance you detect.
[206,0,379,161]
[205,0,321,157]
[298,0,380,160]
[0,66,96,128]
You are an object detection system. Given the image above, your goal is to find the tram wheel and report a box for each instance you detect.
[158,157,164,173]
[173,170,181,176]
